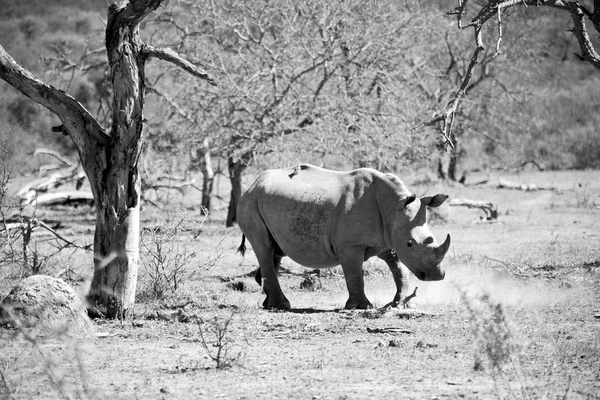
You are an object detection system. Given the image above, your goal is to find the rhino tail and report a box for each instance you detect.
[237,234,247,257]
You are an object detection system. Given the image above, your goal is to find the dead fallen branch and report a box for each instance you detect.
[29,191,94,207]
[497,178,557,192]
[18,167,87,205]
[483,256,579,279]
[484,255,525,275]
[448,197,498,220]
[366,327,414,334]
[142,177,200,193]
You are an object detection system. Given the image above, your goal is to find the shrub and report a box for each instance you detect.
[197,311,242,369]
[460,290,531,399]
[138,211,199,301]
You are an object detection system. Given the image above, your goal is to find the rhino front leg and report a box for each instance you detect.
[377,249,410,307]
[339,249,372,309]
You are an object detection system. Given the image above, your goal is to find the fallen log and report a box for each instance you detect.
[29,191,94,207]
[18,167,87,205]
[142,177,200,193]
[448,197,498,220]
[497,178,557,192]
[366,327,414,334]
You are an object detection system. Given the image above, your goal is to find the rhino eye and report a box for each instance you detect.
[407,239,415,248]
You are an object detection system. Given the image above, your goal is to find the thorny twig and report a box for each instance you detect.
[1,218,92,251]
[379,287,418,310]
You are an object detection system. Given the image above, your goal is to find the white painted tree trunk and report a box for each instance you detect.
[0,0,215,319]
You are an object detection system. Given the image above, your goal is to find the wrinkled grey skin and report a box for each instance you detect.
[237,164,451,310]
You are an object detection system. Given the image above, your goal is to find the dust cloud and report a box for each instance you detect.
[367,262,571,310]
[414,263,571,309]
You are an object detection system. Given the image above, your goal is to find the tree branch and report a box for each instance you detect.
[105,0,164,51]
[141,45,216,85]
[566,5,600,68]
[435,0,600,144]
[1,217,92,251]
[0,45,111,147]
[465,1,600,70]
[32,149,76,168]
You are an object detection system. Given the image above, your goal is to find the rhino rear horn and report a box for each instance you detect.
[436,234,451,259]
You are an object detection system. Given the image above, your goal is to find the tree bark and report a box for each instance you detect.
[437,146,459,181]
[88,1,213,318]
[200,138,214,215]
[436,101,463,181]
[84,1,164,319]
[226,155,248,228]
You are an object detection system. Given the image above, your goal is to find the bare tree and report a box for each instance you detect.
[432,0,600,145]
[151,0,453,225]
[431,34,501,181]
[0,0,214,319]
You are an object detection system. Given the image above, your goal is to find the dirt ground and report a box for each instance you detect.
[1,169,600,399]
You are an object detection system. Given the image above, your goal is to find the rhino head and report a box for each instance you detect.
[392,194,450,281]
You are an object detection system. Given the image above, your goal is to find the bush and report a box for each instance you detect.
[138,211,200,301]
[460,290,531,398]
[197,311,242,369]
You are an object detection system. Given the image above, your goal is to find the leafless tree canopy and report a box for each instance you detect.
[431,0,600,144]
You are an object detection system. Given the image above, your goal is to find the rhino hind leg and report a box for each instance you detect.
[246,231,290,310]
[254,242,285,285]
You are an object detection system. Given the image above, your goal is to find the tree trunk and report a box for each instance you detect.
[200,138,214,215]
[226,155,247,228]
[437,130,460,181]
[85,2,157,319]
[437,149,458,181]
[0,0,215,320]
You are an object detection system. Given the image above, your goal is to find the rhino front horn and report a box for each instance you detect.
[436,234,451,259]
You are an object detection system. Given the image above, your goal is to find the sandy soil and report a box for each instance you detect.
[1,169,599,399]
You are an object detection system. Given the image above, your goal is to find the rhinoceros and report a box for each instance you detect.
[236,164,451,310]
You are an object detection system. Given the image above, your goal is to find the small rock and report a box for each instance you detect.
[299,275,323,291]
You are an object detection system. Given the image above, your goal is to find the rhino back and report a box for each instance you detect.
[246,165,401,266]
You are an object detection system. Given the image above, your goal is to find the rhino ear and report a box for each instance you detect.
[421,194,448,208]
[403,194,417,208]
